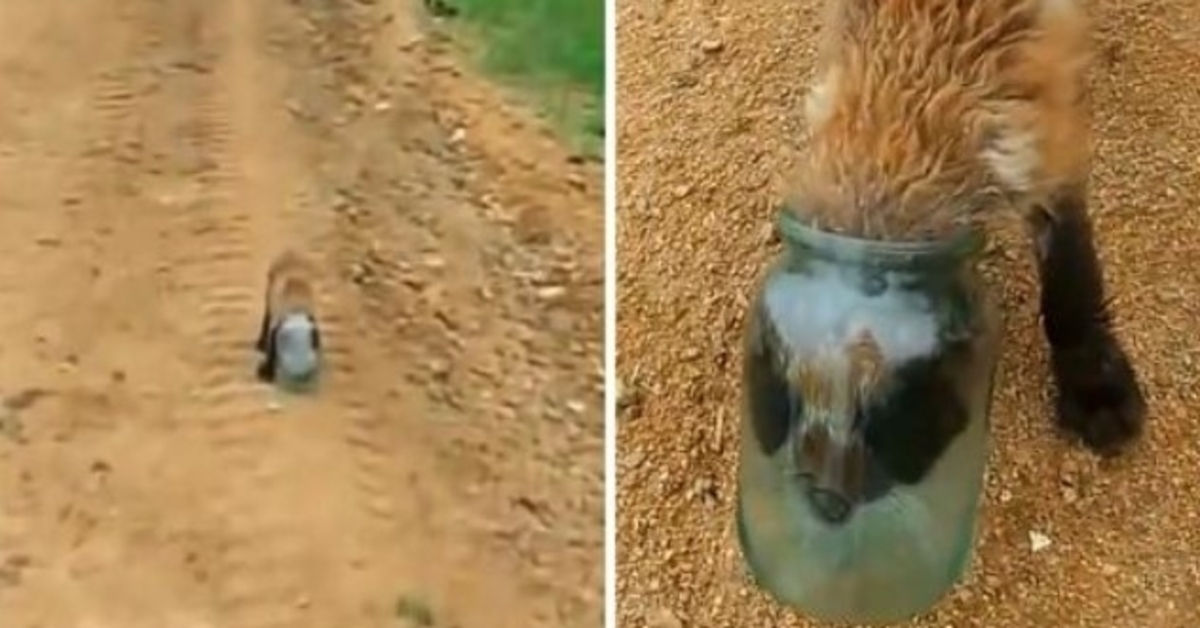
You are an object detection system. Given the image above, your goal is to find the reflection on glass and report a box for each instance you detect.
[737,210,1002,624]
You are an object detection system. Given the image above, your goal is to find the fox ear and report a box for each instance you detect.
[743,312,798,457]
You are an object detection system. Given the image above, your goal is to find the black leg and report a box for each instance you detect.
[255,305,272,353]
[256,325,277,383]
[309,319,322,352]
[1029,189,1145,456]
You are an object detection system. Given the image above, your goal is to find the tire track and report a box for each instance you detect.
[58,0,160,322]
[316,272,412,538]
[7,0,597,623]
[269,3,601,625]
[241,2,439,613]
[165,0,430,623]
[160,1,313,626]
[0,0,242,623]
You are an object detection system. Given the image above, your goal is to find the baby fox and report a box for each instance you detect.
[256,250,322,390]
[787,0,1145,456]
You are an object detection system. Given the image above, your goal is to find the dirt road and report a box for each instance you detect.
[617,0,1200,626]
[0,1,603,626]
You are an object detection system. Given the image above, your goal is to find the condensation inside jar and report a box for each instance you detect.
[736,212,1002,624]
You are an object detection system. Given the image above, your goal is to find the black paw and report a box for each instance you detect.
[1050,333,1146,457]
[255,360,274,383]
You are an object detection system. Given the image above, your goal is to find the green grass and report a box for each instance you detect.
[435,0,605,158]
[394,593,434,626]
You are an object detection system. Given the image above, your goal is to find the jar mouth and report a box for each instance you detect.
[776,208,985,271]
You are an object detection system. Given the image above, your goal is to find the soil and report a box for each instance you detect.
[0,1,602,627]
[616,0,1200,626]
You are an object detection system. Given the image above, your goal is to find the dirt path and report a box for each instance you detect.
[617,0,1200,626]
[0,1,603,627]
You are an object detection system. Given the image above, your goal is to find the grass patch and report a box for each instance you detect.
[395,593,435,626]
[429,0,605,158]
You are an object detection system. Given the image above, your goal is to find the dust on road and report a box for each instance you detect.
[616,0,1200,626]
[0,1,603,627]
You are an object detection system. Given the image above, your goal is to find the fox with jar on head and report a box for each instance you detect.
[750,0,1144,526]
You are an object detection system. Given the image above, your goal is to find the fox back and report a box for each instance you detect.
[791,0,1093,239]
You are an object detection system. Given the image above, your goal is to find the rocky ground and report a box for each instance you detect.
[0,1,603,626]
[616,0,1200,626]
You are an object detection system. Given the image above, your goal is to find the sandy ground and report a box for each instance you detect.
[616,0,1200,626]
[0,1,603,627]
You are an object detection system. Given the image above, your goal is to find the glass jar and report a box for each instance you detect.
[736,210,1002,624]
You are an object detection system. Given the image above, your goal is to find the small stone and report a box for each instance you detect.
[567,172,587,190]
[350,263,371,283]
[267,400,282,413]
[1029,530,1052,553]
[700,39,724,53]
[427,359,451,379]
[536,286,567,301]
[758,221,778,245]
[617,377,641,410]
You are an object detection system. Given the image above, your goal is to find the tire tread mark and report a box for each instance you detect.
[158,1,306,626]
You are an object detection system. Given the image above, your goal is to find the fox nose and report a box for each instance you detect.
[805,486,853,525]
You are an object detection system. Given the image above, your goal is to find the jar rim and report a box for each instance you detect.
[776,207,986,269]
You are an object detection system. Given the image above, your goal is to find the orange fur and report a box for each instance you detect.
[266,249,317,317]
[789,0,1093,239]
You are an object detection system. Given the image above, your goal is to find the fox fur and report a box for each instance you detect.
[790,0,1093,239]
[255,249,322,387]
[779,0,1145,458]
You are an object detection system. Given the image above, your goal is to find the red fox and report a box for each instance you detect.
[256,250,322,389]
[786,0,1144,455]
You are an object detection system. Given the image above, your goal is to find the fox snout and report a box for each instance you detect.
[794,424,867,525]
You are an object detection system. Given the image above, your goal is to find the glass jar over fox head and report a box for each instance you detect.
[737,209,1002,624]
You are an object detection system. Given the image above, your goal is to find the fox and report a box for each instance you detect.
[783,0,1145,457]
[255,249,322,390]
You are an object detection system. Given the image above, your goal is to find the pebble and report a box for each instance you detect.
[1029,530,1052,553]
[567,172,587,190]
[616,377,641,410]
[536,285,567,301]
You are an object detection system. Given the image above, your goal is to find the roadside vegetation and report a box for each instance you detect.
[426,0,605,158]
